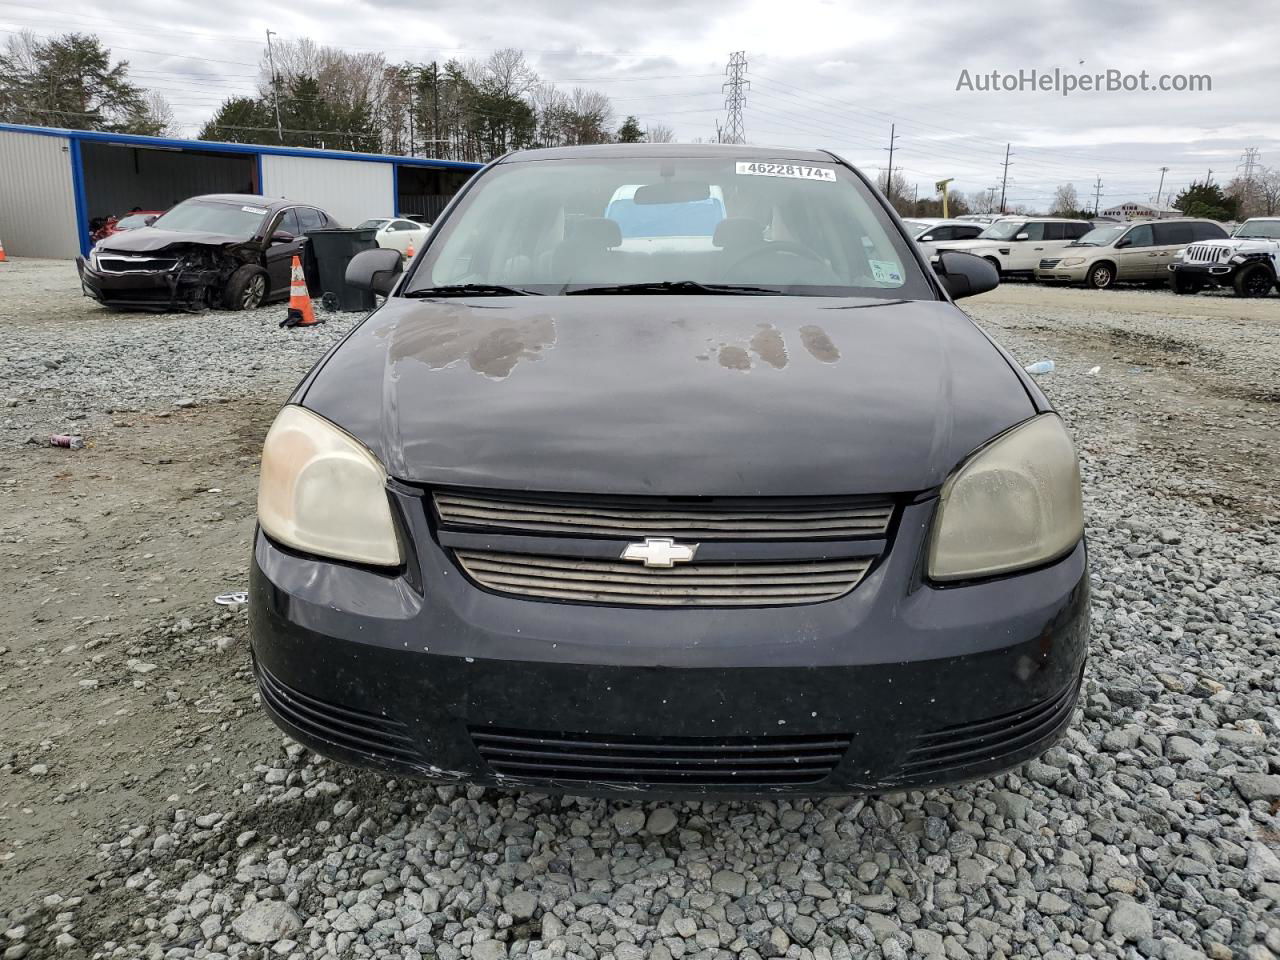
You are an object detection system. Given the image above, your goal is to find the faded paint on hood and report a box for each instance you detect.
[300,294,1036,496]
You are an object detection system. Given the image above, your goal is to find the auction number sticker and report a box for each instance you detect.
[736,161,836,181]
[242,205,268,215]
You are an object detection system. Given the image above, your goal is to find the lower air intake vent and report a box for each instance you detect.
[470,727,852,786]
[455,550,873,607]
[255,659,421,768]
[895,674,1082,782]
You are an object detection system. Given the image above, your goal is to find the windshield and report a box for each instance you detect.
[978,221,1025,240]
[1075,224,1127,246]
[151,200,268,238]
[114,214,155,230]
[358,219,389,229]
[409,156,933,299]
[1235,219,1280,239]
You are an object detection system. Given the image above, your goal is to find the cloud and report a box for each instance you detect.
[3,0,1276,208]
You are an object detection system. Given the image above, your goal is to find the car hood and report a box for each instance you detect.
[300,295,1037,497]
[95,226,250,253]
[1201,237,1280,252]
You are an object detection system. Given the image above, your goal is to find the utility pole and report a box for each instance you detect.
[883,123,898,197]
[998,143,1012,213]
[1154,166,1169,208]
[986,186,998,212]
[1092,175,1103,215]
[264,29,284,144]
[405,65,416,157]
[722,52,748,145]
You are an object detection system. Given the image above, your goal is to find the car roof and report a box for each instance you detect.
[499,142,836,164]
[187,194,300,210]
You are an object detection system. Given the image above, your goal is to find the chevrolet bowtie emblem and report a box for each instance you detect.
[621,537,699,568]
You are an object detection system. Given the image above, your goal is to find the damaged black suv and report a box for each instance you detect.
[76,194,338,311]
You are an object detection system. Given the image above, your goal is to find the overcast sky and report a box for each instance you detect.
[4,0,1279,210]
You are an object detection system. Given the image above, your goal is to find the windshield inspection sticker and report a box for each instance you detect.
[736,161,837,181]
[869,259,904,284]
[241,205,268,215]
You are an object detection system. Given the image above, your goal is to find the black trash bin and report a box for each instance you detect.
[305,228,379,312]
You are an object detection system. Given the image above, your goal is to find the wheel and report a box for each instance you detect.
[223,265,269,310]
[1171,273,1204,295]
[1233,263,1275,298]
[1086,262,1115,289]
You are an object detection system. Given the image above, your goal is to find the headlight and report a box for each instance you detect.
[1059,257,1086,267]
[928,414,1083,581]
[257,405,402,566]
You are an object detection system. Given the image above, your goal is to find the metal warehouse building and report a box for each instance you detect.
[0,122,482,259]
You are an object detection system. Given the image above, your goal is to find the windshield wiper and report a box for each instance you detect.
[563,280,783,296]
[404,284,538,298]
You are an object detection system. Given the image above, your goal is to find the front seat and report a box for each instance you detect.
[552,217,623,284]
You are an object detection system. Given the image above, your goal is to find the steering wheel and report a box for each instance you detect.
[725,241,829,278]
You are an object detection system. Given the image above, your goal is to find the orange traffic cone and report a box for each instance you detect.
[280,255,318,328]
[0,233,7,262]
[405,237,416,259]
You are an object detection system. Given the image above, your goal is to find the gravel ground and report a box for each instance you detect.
[0,258,360,449]
[1,260,1277,960]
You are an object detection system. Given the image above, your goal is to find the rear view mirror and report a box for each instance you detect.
[920,235,935,242]
[271,231,295,244]
[634,181,712,205]
[346,247,403,296]
[934,251,999,300]
[144,215,158,226]
[1015,232,1030,241]
[1114,238,1131,248]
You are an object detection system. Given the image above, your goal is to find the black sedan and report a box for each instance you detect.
[76,194,336,311]
[250,144,1088,798]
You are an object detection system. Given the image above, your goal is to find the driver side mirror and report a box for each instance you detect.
[1014,232,1030,241]
[271,230,295,244]
[1114,238,1131,248]
[346,247,403,296]
[934,251,999,300]
[920,235,935,242]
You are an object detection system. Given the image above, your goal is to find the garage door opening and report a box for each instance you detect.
[396,165,474,222]
[79,141,258,237]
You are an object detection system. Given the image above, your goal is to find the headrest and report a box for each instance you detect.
[566,217,623,249]
[713,217,765,249]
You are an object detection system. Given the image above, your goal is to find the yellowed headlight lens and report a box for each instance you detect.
[258,405,402,567]
[928,414,1083,581]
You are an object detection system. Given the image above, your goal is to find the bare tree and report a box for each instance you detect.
[142,91,177,136]
[1256,168,1280,216]
[644,122,675,143]
[1051,183,1079,215]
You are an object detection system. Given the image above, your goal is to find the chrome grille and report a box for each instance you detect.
[433,491,893,540]
[454,550,873,606]
[1182,243,1229,264]
[97,253,179,273]
[471,726,852,786]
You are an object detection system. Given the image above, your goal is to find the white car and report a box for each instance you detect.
[931,217,1093,278]
[358,218,431,257]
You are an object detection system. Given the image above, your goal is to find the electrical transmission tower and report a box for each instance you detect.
[1239,147,1261,185]
[722,52,749,145]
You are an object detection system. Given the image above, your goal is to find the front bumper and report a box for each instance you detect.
[75,257,218,311]
[1034,263,1088,284]
[249,494,1090,798]
[1169,261,1234,280]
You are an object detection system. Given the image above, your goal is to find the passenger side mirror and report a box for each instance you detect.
[271,231,295,244]
[934,251,999,300]
[1014,232,1030,241]
[346,247,403,296]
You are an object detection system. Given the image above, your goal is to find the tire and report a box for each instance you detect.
[1233,263,1275,298]
[1086,261,1116,290]
[1171,273,1204,295]
[223,265,269,310]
